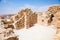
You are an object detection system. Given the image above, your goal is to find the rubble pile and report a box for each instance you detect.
[0,28,18,40]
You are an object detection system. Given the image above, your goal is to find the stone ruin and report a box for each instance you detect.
[35,6,60,40]
[0,8,37,40]
[0,8,37,30]
[52,11,60,40]
[45,6,60,24]
[0,15,18,40]
[0,28,18,40]
[11,8,37,29]
[0,17,18,40]
[0,6,60,40]
[45,6,60,40]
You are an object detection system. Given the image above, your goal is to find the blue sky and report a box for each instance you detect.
[0,0,60,15]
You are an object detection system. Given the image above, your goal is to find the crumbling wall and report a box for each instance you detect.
[52,11,60,28]
[26,13,37,29]
[14,8,37,29]
[45,6,60,40]
[15,16,25,29]
[45,6,60,25]
[1,8,37,30]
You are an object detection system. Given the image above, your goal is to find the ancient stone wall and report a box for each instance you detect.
[45,6,60,40]
[26,13,37,29]
[52,11,60,28]
[13,8,37,29]
[15,16,25,29]
[45,6,60,25]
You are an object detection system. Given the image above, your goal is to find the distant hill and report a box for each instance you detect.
[0,14,15,19]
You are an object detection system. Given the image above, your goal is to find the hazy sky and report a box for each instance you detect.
[0,0,60,15]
